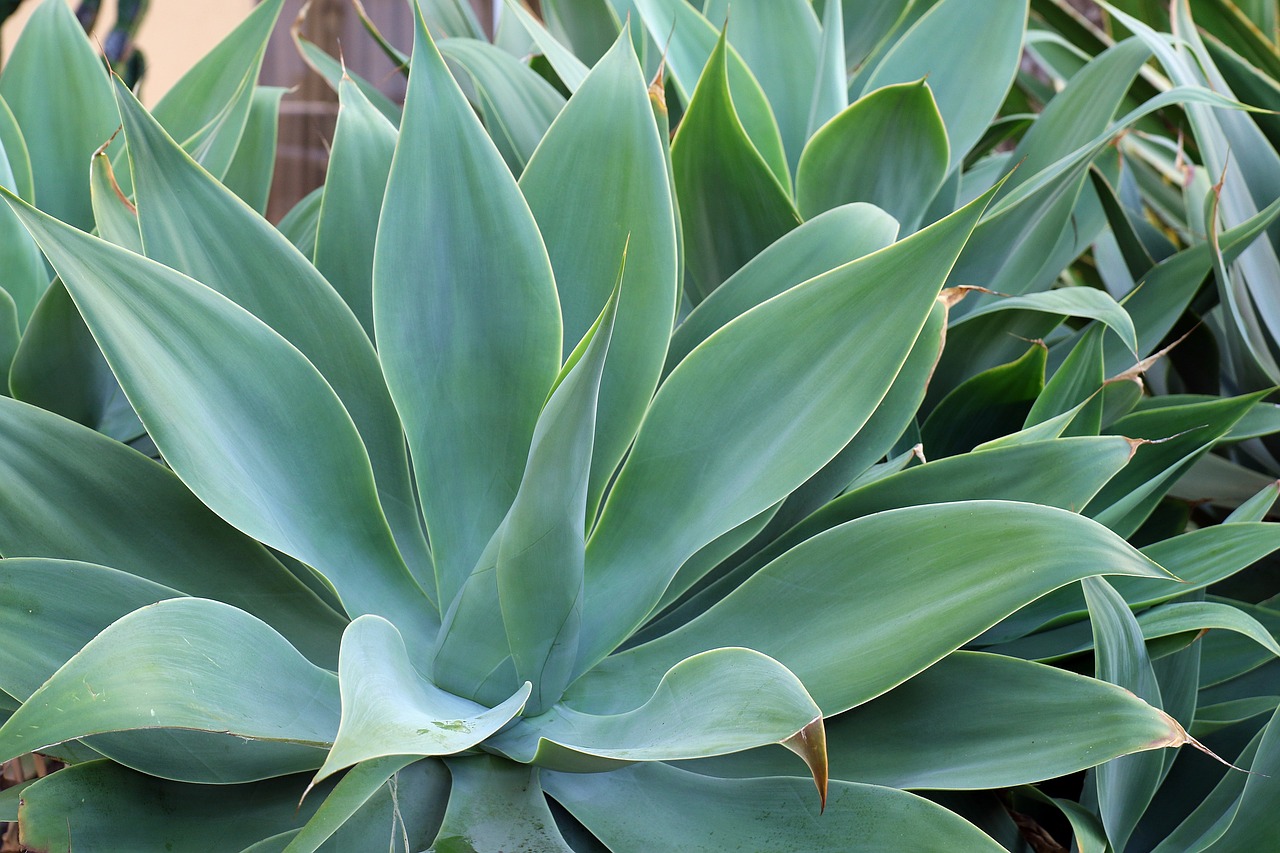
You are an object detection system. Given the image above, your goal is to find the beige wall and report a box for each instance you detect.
[2,0,255,104]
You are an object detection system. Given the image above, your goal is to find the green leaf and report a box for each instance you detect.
[493,648,822,771]
[980,522,1280,646]
[667,203,898,372]
[860,0,1027,172]
[702,0,822,175]
[278,186,324,258]
[8,278,143,442]
[671,27,800,303]
[684,651,1187,790]
[313,77,397,338]
[920,343,1047,457]
[375,8,561,612]
[0,95,34,203]
[541,0,622,66]
[993,600,1280,663]
[114,80,433,596]
[435,284,618,713]
[0,192,437,648]
[148,0,285,168]
[427,756,573,853]
[0,599,339,774]
[418,0,485,39]
[545,763,1006,851]
[1027,325,1107,436]
[0,0,116,230]
[574,501,1168,717]
[809,0,847,136]
[18,763,323,853]
[222,87,285,215]
[439,38,566,174]
[1085,576,1170,851]
[0,396,345,668]
[314,616,531,784]
[0,117,45,327]
[282,756,422,853]
[668,432,1136,636]
[0,558,178,701]
[963,288,1139,353]
[631,0,790,187]
[579,187,996,674]
[293,36,401,126]
[520,31,678,519]
[501,0,591,92]
[797,80,949,230]
[1088,392,1267,536]
[90,145,142,253]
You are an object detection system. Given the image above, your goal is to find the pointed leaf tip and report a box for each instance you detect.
[782,716,828,812]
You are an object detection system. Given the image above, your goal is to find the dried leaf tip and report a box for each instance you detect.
[783,717,828,813]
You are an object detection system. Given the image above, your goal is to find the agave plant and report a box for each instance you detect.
[0,0,1279,850]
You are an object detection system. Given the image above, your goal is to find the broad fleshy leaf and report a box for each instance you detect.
[0,600,339,775]
[684,651,1189,790]
[572,501,1169,717]
[0,192,437,648]
[427,756,573,853]
[314,616,530,784]
[545,763,1006,851]
[374,7,562,611]
[579,187,997,673]
[520,30,679,517]
[797,80,949,230]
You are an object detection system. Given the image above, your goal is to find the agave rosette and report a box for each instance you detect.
[0,0,1279,850]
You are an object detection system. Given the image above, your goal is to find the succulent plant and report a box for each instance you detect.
[0,0,1278,851]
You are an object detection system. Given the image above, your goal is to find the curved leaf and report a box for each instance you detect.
[545,763,1006,851]
[0,192,437,648]
[667,203,899,372]
[114,80,433,596]
[797,80,949,230]
[520,30,679,517]
[315,616,530,784]
[631,0,790,185]
[0,558,178,701]
[492,648,822,772]
[860,0,1026,171]
[579,187,995,673]
[0,600,339,773]
[0,0,116,230]
[685,651,1187,790]
[375,8,562,611]
[313,77,397,338]
[671,28,800,303]
[439,38,566,174]
[573,501,1169,717]
[0,396,345,668]
[426,756,573,853]
[282,756,422,853]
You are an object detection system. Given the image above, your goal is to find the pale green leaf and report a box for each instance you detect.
[545,763,1005,851]
[375,9,562,612]
[0,600,339,773]
[313,77,398,338]
[493,648,821,770]
[222,87,285,215]
[1,192,437,648]
[685,651,1186,790]
[0,0,116,230]
[861,0,1027,172]
[315,616,530,783]
[0,396,345,668]
[573,501,1168,717]
[114,81,433,595]
[578,187,996,674]
[427,756,573,853]
[797,80,949,230]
